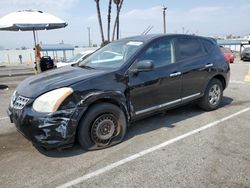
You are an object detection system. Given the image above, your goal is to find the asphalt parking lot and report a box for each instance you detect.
[0,59,250,188]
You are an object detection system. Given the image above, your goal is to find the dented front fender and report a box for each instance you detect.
[78,90,130,122]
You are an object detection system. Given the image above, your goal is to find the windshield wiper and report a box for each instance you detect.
[80,65,95,70]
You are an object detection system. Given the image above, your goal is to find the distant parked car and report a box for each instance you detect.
[220,46,234,63]
[40,56,54,72]
[241,47,250,61]
[56,50,96,68]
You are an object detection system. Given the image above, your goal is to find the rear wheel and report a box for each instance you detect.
[198,79,223,111]
[78,103,127,150]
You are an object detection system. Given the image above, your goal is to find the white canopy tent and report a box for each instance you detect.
[0,10,67,43]
[0,10,68,72]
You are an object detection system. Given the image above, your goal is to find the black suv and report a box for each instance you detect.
[8,34,230,150]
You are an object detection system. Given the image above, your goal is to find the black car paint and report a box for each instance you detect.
[8,34,230,149]
[16,66,109,98]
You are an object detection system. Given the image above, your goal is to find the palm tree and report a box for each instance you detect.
[107,0,112,42]
[94,0,105,44]
[112,0,124,41]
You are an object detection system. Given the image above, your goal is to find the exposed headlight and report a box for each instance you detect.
[33,87,73,113]
[10,90,17,108]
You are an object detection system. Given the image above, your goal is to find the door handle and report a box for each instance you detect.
[205,63,213,68]
[170,72,182,77]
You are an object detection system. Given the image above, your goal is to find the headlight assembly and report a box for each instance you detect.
[32,87,73,113]
[10,90,17,108]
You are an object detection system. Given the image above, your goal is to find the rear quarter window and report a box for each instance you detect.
[202,39,216,53]
[175,38,206,61]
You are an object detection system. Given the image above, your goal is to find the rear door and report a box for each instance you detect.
[174,37,210,101]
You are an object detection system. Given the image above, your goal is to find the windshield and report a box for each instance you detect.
[66,53,83,63]
[79,40,144,69]
[244,48,250,52]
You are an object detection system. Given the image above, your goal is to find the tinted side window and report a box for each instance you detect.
[202,39,215,53]
[176,38,205,61]
[137,39,174,68]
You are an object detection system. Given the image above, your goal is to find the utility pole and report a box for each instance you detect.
[163,6,167,34]
[116,3,120,40]
[87,27,91,47]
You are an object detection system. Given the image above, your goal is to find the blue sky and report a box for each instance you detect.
[0,0,250,48]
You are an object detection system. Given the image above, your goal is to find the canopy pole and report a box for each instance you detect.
[33,29,37,46]
[33,29,41,73]
[36,31,39,44]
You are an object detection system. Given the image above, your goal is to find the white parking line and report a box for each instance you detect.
[57,107,250,188]
[230,80,248,84]
[0,117,8,121]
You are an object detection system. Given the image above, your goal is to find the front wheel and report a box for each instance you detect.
[78,103,127,150]
[198,79,223,111]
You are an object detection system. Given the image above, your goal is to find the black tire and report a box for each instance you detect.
[198,79,223,111]
[78,103,127,151]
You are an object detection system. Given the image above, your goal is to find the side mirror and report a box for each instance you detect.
[130,60,154,74]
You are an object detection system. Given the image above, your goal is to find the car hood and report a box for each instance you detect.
[16,66,108,98]
[56,61,76,68]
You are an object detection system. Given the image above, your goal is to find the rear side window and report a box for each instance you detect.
[202,39,215,53]
[176,38,205,61]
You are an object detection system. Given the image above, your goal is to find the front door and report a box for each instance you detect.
[128,38,182,117]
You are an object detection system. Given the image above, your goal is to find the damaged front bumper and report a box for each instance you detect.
[8,105,87,149]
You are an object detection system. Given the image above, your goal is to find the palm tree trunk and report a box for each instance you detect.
[116,3,119,40]
[95,0,105,44]
[107,0,112,42]
[112,0,124,41]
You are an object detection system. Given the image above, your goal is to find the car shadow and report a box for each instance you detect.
[35,143,86,157]
[38,96,233,158]
[125,96,233,141]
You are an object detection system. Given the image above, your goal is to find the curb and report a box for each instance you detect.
[5,84,18,89]
[0,72,34,78]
